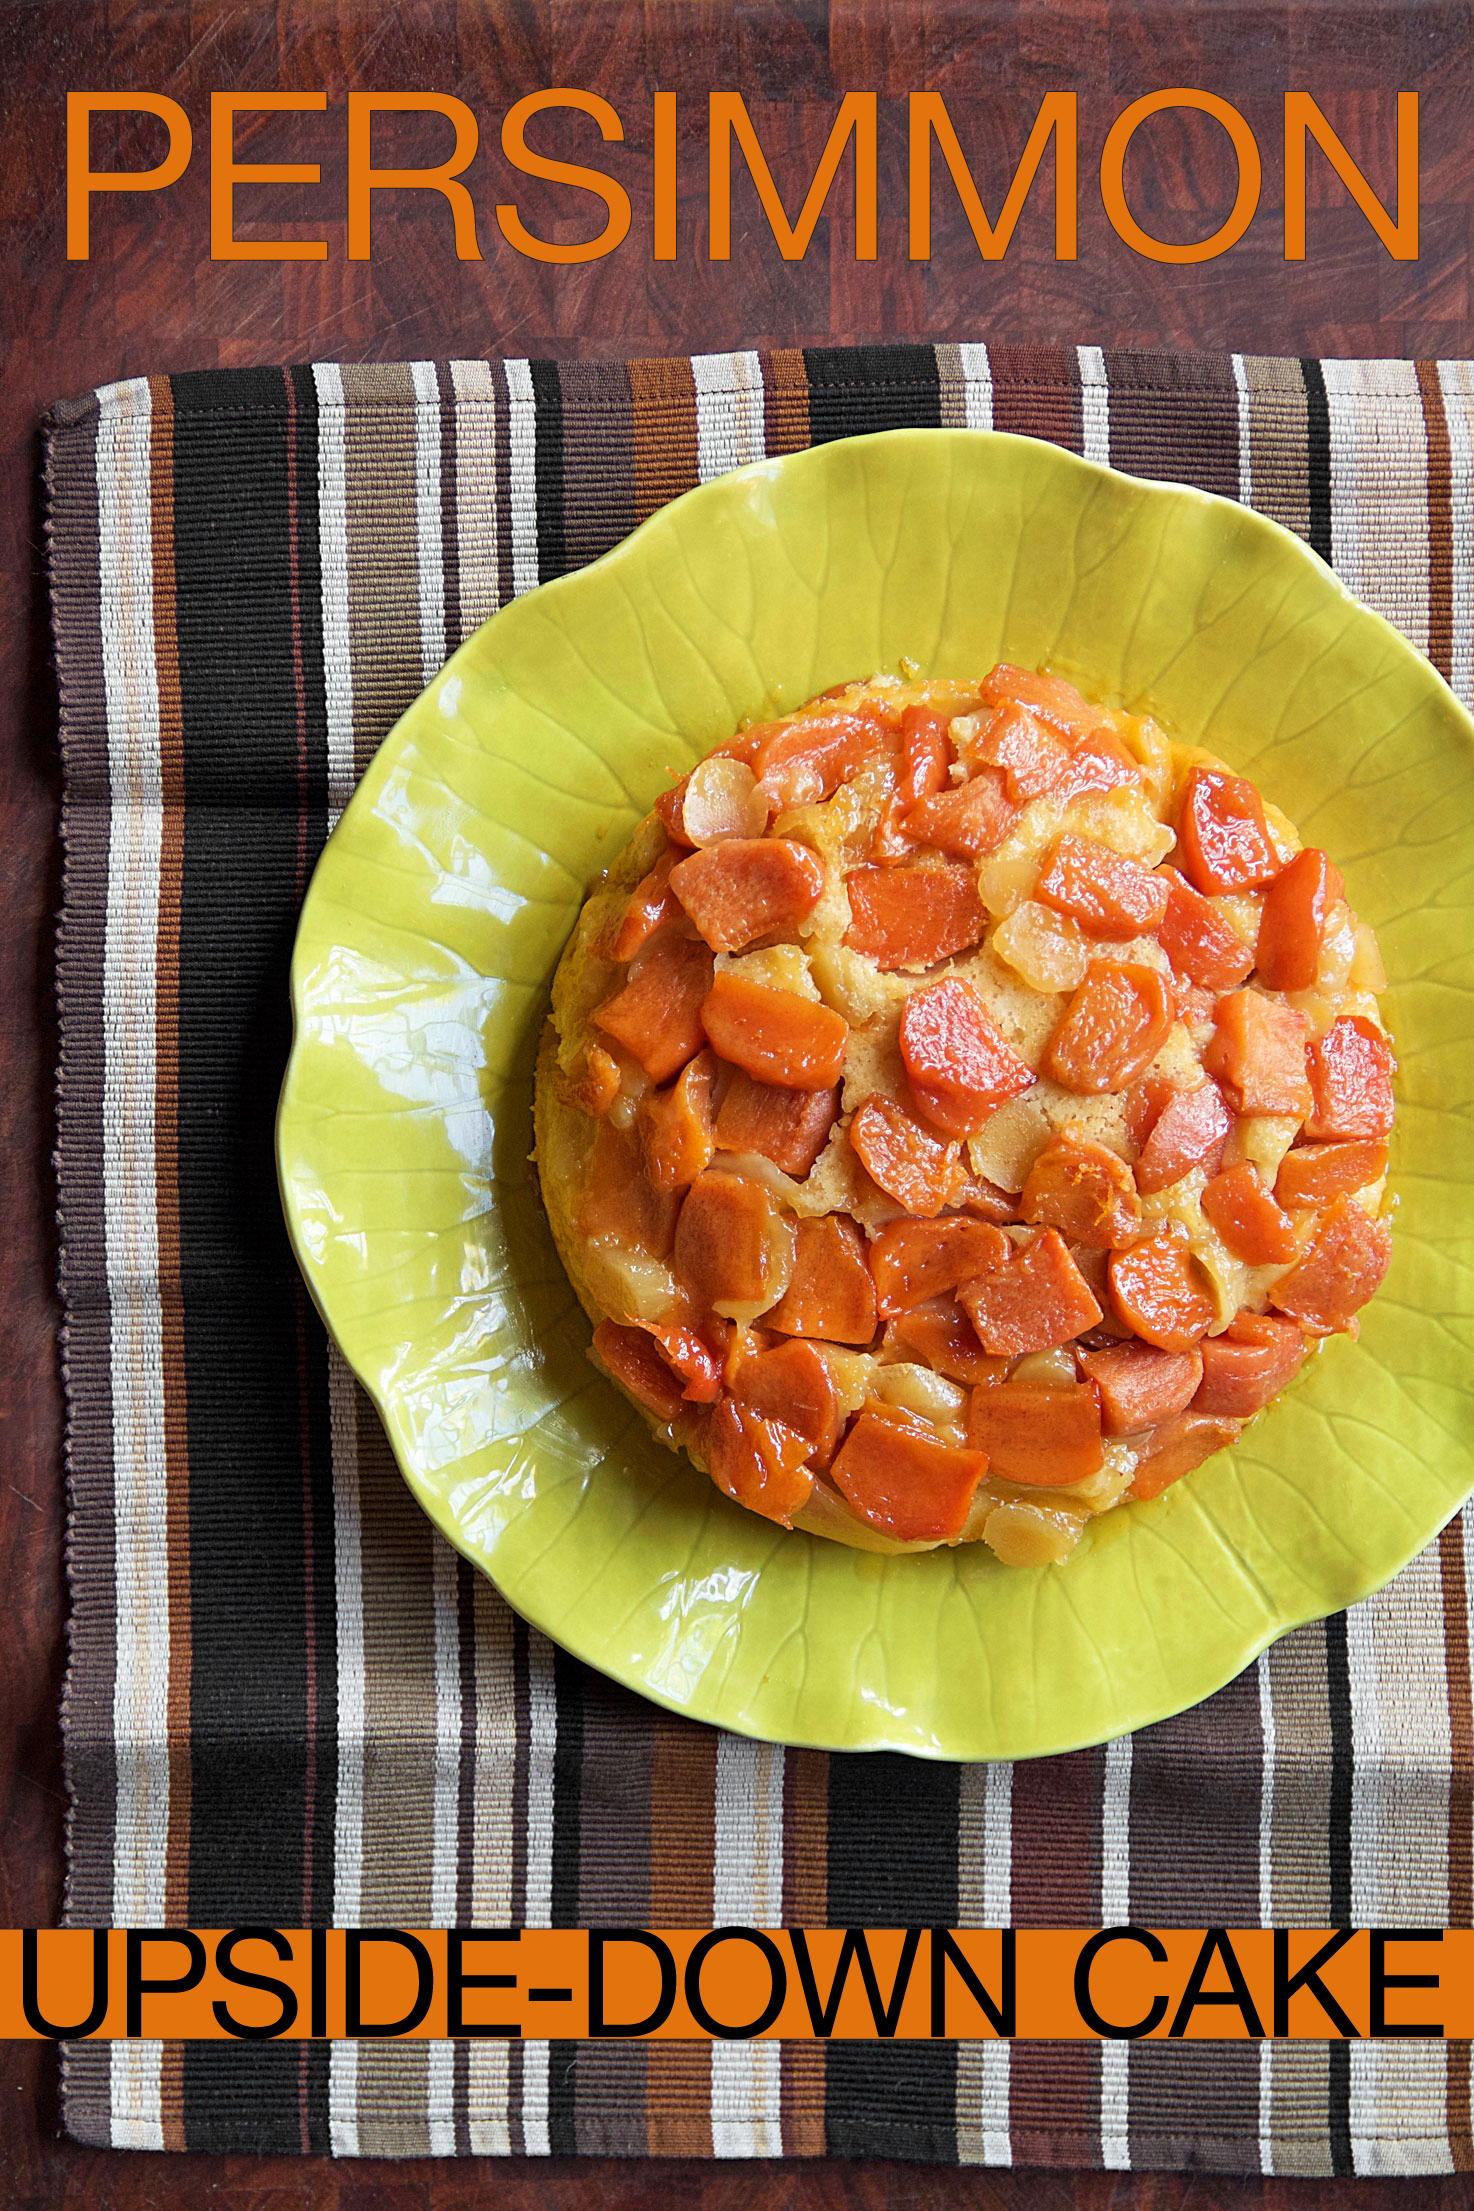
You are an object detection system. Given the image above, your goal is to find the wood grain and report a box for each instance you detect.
[3,0,1473,2204]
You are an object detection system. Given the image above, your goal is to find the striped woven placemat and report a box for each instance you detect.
[46,345,1474,2173]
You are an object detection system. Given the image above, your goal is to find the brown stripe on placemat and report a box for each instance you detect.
[760,348,811,456]
[1441,1516,1474,2169]
[559,360,637,568]
[1418,360,1456,684]
[780,1749,828,2155]
[644,1714,716,2153]
[447,361,502,640]
[1239,355,1313,542]
[628,356,699,525]
[988,344,1083,453]
[1009,1747,1101,2167]
[1103,348,1239,499]
[338,362,426,764]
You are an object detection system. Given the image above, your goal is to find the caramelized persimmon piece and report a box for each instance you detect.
[630,1318,724,1403]
[592,1320,689,1424]
[714,1069,838,1176]
[673,1172,784,1314]
[1108,1231,1215,1352]
[1177,766,1284,894]
[1035,835,1169,939]
[961,701,1070,801]
[872,704,951,860]
[832,1408,988,1541]
[638,1050,717,1193]
[1045,961,1173,1095]
[845,861,989,968]
[889,1296,1009,1387]
[958,1228,1102,1357]
[1275,1139,1388,1210]
[581,1122,679,1256]
[1054,727,1140,801]
[1203,990,1311,1118]
[870,1217,1010,1317]
[967,1379,1105,1485]
[1305,1016,1395,1141]
[1076,1341,1203,1435]
[900,769,1020,859]
[731,1338,843,1463]
[1268,1194,1392,1334]
[1021,1128,1141,1249]
[1130,1412,1241,1500]
[950,1171,1021,1224]
[1193,1312,1305,1417]
[562,1040,621,1119]
[705,1394,815,1526]
[1201,1163,1299,1265]
[849,1094,964,1218]
[701,971,849,1089]
[654,775,696,847]
[753,710,889,809]
[593,933,714,1082]
[1256,847,1343,992]
[1156,866,1256,991]
[612,848,679,961]
[979,663,1109,741]
[669,837,825,954]
[899,977,1036,1136]
[1134,1078,1232,1195]
[767,1215,878,1344]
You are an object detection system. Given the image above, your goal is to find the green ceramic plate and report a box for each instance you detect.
[277,429,1474,1761]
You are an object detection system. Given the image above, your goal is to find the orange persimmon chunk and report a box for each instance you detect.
[1193,1312,1306,1417]
[562,1040,621,1119]
[730,1338,843,1463]
[1077,1341,1203,1435]
[1177,766,1285,894]
[966,1379,1105,1485]
[873,704,951,860]
[901,766,1020,859]
[593,933,714,1082]
[979,663,1109,741]
[1268,1194,1392,1334]
[1256,847,1343,992]
[1054,727,1140,804]
[581,1122,679,1256]
[1275,1139,1388,1210]
[958,1227,1102,1357]
[752,708,890,809]
[705,1394,816,1525]
[1021,1128,1142,1249]
[714,1069,838,1176]
[849,1094,964,1218]
[1203,990,1311,1117]
[1201,1163,1300,1265]
[1155,867,1256,992]
[961,701,1071,801]
[767,1215,878,1344]
[832,1408,988,1542]
[701,971,849,1089]
[673,1172,784,1314]
[628,1318,724,1403]
[1108,1231,1215,1353]
[612,848,679,961]
[638,1050,717,1192]
[888,1296,1008,1387]
[592,1320,691,1424]
[1045,961,1173,1095]
[1129,1411,1241,1500]
[1305,1016,1395,1141]
[899,977,1036,1136]
[669,837,825,954]
[869,1216,1010,1317]
[845,861,988,967]
[1134,1078,1232,1195]
[1035,835,1169,939]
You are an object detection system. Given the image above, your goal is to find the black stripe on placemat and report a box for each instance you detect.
[824,1755,959,2162]
[803,344,942,445]
[1301,358,1334,566]
[548,1646,586,2154]
[530,359,567,584]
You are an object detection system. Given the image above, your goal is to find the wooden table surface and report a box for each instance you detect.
[2,1,1471,2204]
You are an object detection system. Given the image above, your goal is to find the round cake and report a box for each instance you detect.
[533,664,1395,1567]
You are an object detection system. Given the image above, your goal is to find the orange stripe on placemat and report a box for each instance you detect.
[646,1713,715,2153]
[781,1750,828,2156]
[761,349,812,456]
[148,378,192,1982]
[1418,359,1455,685]
[628,357,699,526]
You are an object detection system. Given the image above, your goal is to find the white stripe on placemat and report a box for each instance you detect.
[518,1628,558,2156]
[410,360,447,682]
[956,1760,1011,2164]
[958,345,994,432]
[329,2037,359,2159]
[426,2039,456,2159]
[712,1735,784,2155]
[449,359,502,635]
[95,377,169,2155]
[1321,360,1430,654]
[312,363,356,822]
[1077,346,1109,467]
[694,351,766,482]
[1437,361,1474,708]
[430,1536,461,1927]
[503,358,540,598]
[1099,1733,1132,2170]
[1232,354,1254,506]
